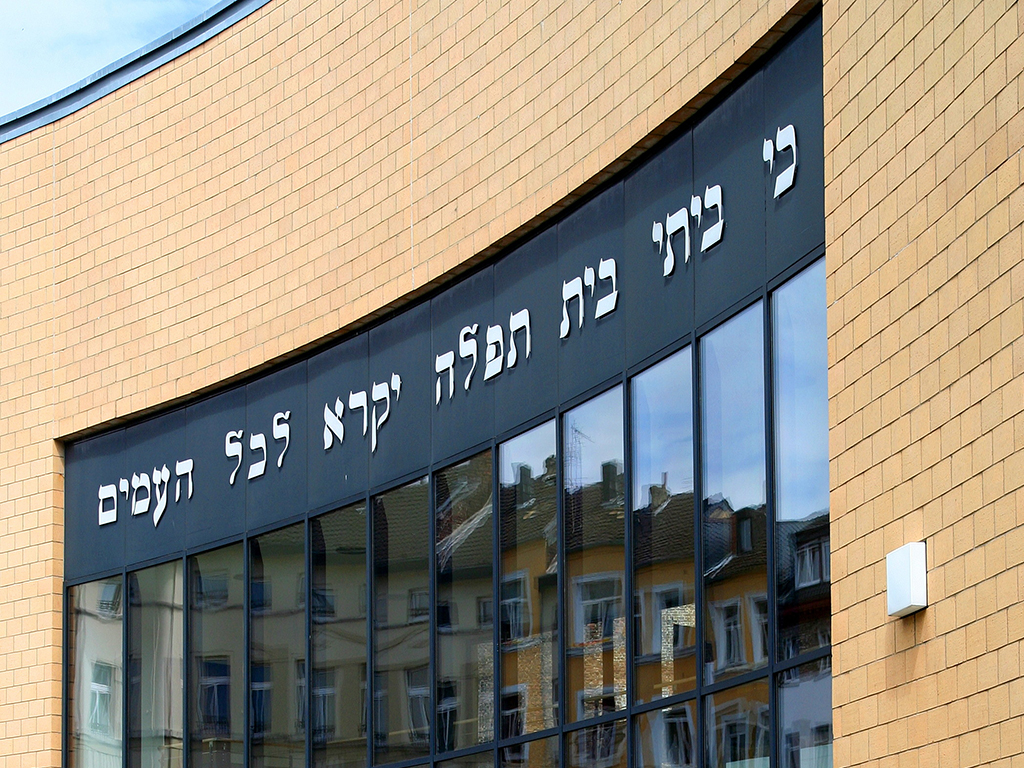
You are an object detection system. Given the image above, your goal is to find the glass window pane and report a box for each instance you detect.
[636,701,697,768]
[563,387,626,721]
[189,543,244,768]
[774,259,830,659]
[500,734,559,768]
[499,420,559,735]
[700,305,767,683]
[68,578,124,768]
[250,522,305,766]
[566,717,626,768]
[435,449,494,753]
[128,561,183,768]
[778,661,832,768]
[372,477,430,764]
[632,347,696,702]
[704,680,770,768]
[437,750,495,768]
[311,503,367,768]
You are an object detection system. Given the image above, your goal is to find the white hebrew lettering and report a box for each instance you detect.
[435,351,456,404]
[665,206,691,273]
[175,459,194,501]
[595,258,618,318]
[98,484,118,526]
[773,124,797,198]
[584,265,596,296]
[459,325,479,390]
[152,465,171,527]
[652,220,665,256]
[323,398,345,450]
[484,325,504,380]
[507,309,531,368]
[120,477,130,500]
[390,373,402,400]
[690,194,702,225]
[700,185,723,251]
[226,430,244,486]
[349,391,368,436]
[131,472,151,516]
[370,381,390,453]
[248,433,267,480]
[762,137,775,173]
[560,277,584,338]
[273,411,291,468]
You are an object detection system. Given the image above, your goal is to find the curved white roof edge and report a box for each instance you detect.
[0,0,274,146]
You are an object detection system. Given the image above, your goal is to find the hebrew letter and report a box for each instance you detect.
[273,411,291,468]
[248,432,267,480]
[131,472,151,516]
[119,477,130,500]
[152,465,171,527]
[98,484,118,526]
[175,459,194,501]
[560,277,584,338]
[584,265,596,296]
[349,391,368,436]
[435,351,456,404]
[323,398,345,450]
[652,220,665,254]
[370,382,390,453]
[762,137,775,172]
[507,309,531,368]
[701,184,723,251]
[665,206,691,273]
[484,325,504,380]
[459,325,479,390]
[595,258,618,318]
[773,124,797,198]
[391,373,402,400]
[690,194,702,225]
[226,431,244,486]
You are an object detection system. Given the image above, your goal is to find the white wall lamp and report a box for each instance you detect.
[886,541,928,617]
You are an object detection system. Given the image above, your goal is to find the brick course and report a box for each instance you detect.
[825,0,1024,764]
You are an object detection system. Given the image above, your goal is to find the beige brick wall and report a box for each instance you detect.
[0,0,818,763]
[824,0,1024,763]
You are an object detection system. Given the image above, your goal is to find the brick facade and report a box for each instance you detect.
[1,0,1022,764]
[825,0,1024,765]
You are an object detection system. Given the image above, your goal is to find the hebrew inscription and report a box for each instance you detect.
[97,458,195,528]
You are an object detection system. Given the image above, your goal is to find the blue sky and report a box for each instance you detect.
[0,0,215,119]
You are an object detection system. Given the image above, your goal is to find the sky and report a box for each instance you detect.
[0,0,215,119]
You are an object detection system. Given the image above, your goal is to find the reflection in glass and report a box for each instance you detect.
[435,450,494,753]
[632,347,696,702]
[704,680,769,768]
[499,420,559,736]
[250,522,305,766]
[778,661,832,768]
[373,477,431,764]
[69,578,124,768]
[774,259,830,660]
[500,735,559,768]
[701,305,767,683]
[189,543,244,768]
[437,750,495,768]
[311,503,368,768]
[128,561,184,768]
[563,387,625,721]
[566,717,626,768]
[636,701,697,768]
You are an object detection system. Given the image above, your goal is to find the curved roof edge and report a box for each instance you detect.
[0,0,274,147]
